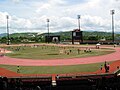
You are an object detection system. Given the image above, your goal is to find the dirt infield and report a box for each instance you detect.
[0,45,120,77]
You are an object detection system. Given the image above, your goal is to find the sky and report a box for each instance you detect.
[0,0,120,34]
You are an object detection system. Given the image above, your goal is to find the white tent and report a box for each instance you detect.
[96,43,101,46]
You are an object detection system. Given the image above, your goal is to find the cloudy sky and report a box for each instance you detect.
[0,0,120,34]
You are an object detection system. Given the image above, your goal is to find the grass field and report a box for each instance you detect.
[0,62,108,74]
[0,44,114,74]
[3,45,115,60]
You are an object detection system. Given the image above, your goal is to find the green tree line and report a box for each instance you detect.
[0,31,120,44]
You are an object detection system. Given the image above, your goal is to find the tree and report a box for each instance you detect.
[88,36,99,41]
[0,37,7,43]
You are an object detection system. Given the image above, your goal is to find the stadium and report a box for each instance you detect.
[0,43,120,90]
[1,0,120,90]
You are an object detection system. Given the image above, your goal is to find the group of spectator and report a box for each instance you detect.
[0,76,42,90]
[84,48,92,53]
[0,74,120,90]
[100,61,110,73]
[0,76,23,90]
[104,61,110,73]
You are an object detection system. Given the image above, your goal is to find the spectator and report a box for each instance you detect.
[69,50,72,53]
[104,61,107,73]
[36,86,41,90]
[100,65,103,71]
[117,66,119,69]
[3,77,8,90]
[17,66,20,73]
[77,49,80,54]
[16,78,23,90]
[107,63,110,72]
[56,75,59,79]
[9,78,16,90]
[0,77,3,89]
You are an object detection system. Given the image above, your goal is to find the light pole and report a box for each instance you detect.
[77,15,81,31]
[6,15,10,45]
[77,15,82,44]
[47,19,50,43]
[110,10,115,43]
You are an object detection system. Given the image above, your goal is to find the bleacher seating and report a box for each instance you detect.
[0,73,120,90]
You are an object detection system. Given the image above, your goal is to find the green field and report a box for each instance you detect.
[0,45,114,74]
[0,62,107,74]
[3,45,115,60]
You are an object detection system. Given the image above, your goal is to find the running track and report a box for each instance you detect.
[0,46,120,66]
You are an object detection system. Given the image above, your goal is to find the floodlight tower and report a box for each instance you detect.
[77,15,81,31]
[110,10,115,43]
[47,19,50,43]
[6,15,10,45]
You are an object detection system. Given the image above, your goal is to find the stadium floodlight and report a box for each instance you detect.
[77,15,81,31]
[6,15,10,45]
[110,10,115,43]
[47,19,50,43]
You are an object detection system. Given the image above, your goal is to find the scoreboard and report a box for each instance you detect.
[72,29,83,44]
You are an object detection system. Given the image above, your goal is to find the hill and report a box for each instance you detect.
[10,33,37,37]
[0,31,120,43]
[0,33,7,37]
[0,31,114,38]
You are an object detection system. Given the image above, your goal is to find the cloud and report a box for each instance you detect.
[0,13,118,34]
[113,0,120,10]
[82,15,111,32]
[0,0,120,34]
[11,0,22,3]
[0,12,7,26]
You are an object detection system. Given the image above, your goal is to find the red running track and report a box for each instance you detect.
[0,46,120,66]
